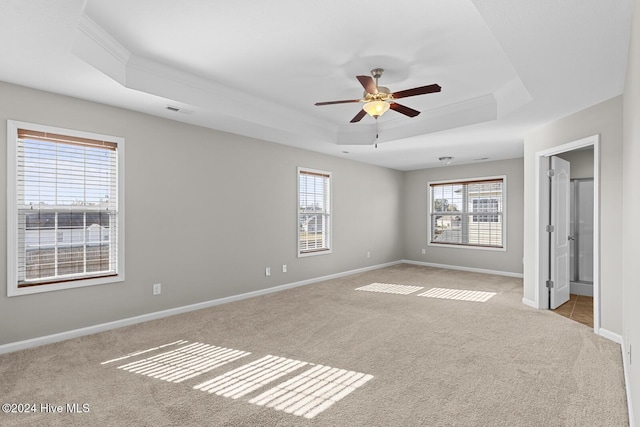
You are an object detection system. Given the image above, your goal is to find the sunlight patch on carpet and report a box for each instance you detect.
[417,287,496,302]
[355,282,423,295]
[101,340,187,365]
[116,342,250,383]
[249,364,373,419]
[193,355,308,399]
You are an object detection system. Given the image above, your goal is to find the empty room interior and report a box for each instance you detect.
[1,1,640,426]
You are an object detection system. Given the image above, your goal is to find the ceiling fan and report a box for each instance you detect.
[315,68,441,123]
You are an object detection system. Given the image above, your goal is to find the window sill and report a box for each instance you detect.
[427,242,507,252]
[8,274,124,297]
[298,249,333,258]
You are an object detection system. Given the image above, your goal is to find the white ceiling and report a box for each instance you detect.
[0,0,633,170]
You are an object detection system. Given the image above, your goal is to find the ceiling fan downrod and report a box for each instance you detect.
[371,68,384,88]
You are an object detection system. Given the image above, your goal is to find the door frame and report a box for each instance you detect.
[534,134,600,332]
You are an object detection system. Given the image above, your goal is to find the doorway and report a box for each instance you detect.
[569,178,594,294]
[535,135,600,332]
[552,176,595,327]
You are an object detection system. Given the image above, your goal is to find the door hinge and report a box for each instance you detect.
[546,224,555,232]
[547,169,555,177]
[546,280,554,289]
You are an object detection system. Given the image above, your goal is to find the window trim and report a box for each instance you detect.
[6,120,125,296]
[427,175,507,252]
[297,167,332,258]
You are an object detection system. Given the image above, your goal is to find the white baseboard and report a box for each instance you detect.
[522,297,538,309]
[598,328,623,345]
[0,260,402,355]
[401,259,524,278]
[570,281,594,296]
[621,335,635,427]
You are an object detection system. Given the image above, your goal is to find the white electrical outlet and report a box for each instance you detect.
[265,267,271,276]
[153,283,161,295]
[366,251,371,258]
[282,264,287,273]
[422,248,426,254]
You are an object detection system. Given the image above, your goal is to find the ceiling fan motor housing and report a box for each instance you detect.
[364,86,391,101]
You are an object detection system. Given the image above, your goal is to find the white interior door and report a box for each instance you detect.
[550,156,571,309]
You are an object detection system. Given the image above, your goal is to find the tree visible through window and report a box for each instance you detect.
[7,121,124,296]
[298,168,331,256]
[429,177,505,249]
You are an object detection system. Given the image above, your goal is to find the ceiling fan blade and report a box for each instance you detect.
[392,83,441,99]
[356,75,378,94]
[350,109,368,123]
[315,99,362,106]
[390,102,421,117]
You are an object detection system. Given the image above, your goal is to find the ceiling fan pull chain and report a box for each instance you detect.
[375,121,379,148]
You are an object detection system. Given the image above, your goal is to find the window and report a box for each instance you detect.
[298,168,331,256]
[7,121,124,296]
[428,176,505,249]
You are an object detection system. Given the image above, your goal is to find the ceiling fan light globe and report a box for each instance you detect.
[363,100,390,118]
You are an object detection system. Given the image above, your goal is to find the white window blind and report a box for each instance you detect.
[429,177,505,249]
[298,168,331,256]
[9,125,122,292]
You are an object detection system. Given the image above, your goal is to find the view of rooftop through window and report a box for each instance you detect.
[14,128,119,287]
[429,178,504,249]
[298,169,331,255]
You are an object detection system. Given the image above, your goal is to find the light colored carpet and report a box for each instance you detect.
[0,264,629,426]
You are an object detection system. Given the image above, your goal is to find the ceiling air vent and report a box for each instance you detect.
[166,105,194,115]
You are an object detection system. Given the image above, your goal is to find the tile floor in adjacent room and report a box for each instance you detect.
[553,294,594,328]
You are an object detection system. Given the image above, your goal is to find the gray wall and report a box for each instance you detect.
[0,82,404,345]
[556,148,594,179]
[523,96,623,336]
[402,158,525,275]
[622,0,640,419]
